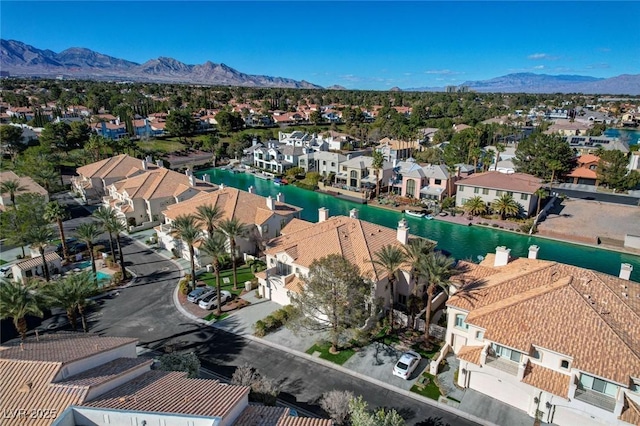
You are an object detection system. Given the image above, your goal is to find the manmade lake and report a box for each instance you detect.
[196,168,640,282]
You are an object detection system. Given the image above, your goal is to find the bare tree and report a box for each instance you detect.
[320,390,354,425]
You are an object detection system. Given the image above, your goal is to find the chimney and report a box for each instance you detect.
[276,192,284,203]
[145,155,152,163]
[252,137,258,147]
[396,218,409,245]
[528,245,539,259]
[248,186,255,194]
[619,263,633,281]
[141,158,148,171]
[202,173,210,183]
[219,183,224,189]
[156,159,164,168]
[349,208,358,219]
[188,174,196,187]
[266,196,275,211]
[185,168,193,177]
[494,246,511,267]
[318,207,329,223]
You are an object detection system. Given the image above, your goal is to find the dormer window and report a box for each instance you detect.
[560,360,570,370]
[531,349,542,360]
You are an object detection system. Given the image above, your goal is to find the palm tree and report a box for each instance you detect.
[93,206,116,260]
[402,238,436,326]
[200,234,228,317]
[416,252,457,340]
[0,279,44,340]
[469,147,483,172]
[44,201,69,259]
[173,214,202,292]
[75,222,103,282]
[26,226,54,282]
[0,179,26,208]
[548,159,563,192]
[105,215,128,281]
[534,188,548,216]
[371,244,407,332]
[463,196,488,217]
[491,193,520,220]
[372,150,384,198]
[44,271,97,332]
[195,204,222,237]
[217,218,249,291]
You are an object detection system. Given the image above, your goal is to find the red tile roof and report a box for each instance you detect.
[455,172,542,194]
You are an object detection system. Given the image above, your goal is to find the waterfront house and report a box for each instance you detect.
[398,162,453,201]
[566,135,630,155]
[253,141,308,174]
[566,154,600,186]
[446,246,639,426]
[0,170,49,209]
[455,171,542,217]
[334,155,394,193]
[376,137,421,162]
[279,130,328,152]
[156,186,301,267]
[256,207,424,308]
[298,151,349,176]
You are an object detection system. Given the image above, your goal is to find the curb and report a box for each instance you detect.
[244,334,498,426]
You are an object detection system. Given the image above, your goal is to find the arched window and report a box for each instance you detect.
[406,179,416,198]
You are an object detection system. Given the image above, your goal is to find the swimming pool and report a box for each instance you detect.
[75,260,92,269]
[97,271,111,286]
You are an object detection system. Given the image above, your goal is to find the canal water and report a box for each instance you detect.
[196,168,640,282]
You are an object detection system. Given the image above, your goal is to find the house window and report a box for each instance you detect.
[323,161,326,165]
[531,349,542,360]
[496,190,503,196]
[560,360,570,370]
[300,159,305,165]
[579,374,618,397]
[521,193,529,200]
[331,162,336,167]
[482,188,489,195]
[459,185,465,191]
[397,294,407,305]
[277,262,292,276]
[507,191,514,197]
[455,314,469,330]
[342,166,347,172]
[262,224,269,233]
[406,179,416,197]
[473,187,479,194]
[476,331,484,339]
[434,179,442,185]
[491,343,522,362]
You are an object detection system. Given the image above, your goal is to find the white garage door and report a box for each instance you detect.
[468,371,531,412]
[552,406,609,426]
[453,334,467,353]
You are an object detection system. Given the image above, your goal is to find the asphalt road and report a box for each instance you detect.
[550,187,640,205]
[84,236,479,426]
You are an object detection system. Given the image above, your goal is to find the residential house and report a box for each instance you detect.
[486,145,517,174]
[256,208,422,307]
[566,154,600,186]
[279,131,328,152]
[72,154,156,203]
[0,333,327,426]
[376,137,421,162]
[156,186,301,267]
[253,141,308,173]
[334,155,394,193]
[455,172,542,217]
[103,167,216,227]
[92,119,127,140]
[546,120,593,136]
[446,246,639,426]
[6,106,34,121]
[0,170,49,209]
[298,151,348,176]
[399,162,453,201]
[566,135,630,155]
[11,251,62,283]
[132,118,163,138]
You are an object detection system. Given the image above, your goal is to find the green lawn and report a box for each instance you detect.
[0,259,6,266]
[198,265,254,296]
[306,342,355,365]
[203,312,229,322]
[137,139,186,153]
[410,373,442,400]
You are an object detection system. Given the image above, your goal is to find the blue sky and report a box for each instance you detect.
[1,1,638,90]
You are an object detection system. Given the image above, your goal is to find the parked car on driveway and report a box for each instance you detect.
[56,238,88,255]
[198,290,232,310]
[393,350,422,380]
[187,287,215,304]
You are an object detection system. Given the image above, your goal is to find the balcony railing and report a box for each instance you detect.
[485,355,519,375]
[575,388,616,412]
[158,223,173,234]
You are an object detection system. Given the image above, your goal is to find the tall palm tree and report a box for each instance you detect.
[75,222,103,281]
[93,206,116,259]
[195,204,222,237]
[44,201,69,259]
[416,252,457,340]
[371,244,407,332]
[469,147,483,172]
[105,215,128,281]
[200,234,228,317]
[371,150,384,198]
[463,196,488,217]
[0,179,26,208]
[491,193,520,220]
[173,214,202,292]
[534,188,548,216]
[44,271,97,332]
[402,238,436,326]
[548,159,563,192]
[0,279,44,340]
[26,226,54,282]
[217,218,249,291]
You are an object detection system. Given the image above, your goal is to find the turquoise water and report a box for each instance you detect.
[604,128,640,146]
[76,260,92,269]
[196,168,640,282]
[96,271,110,282]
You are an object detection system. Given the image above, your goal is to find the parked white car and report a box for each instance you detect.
[198,290,232,310]
[393,350,422,380]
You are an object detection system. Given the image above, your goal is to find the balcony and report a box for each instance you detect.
[575,388,616,412]
[158,223,174,234]
[485,355,519,375]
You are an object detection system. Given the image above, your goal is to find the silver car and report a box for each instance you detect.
[187,287,215,303]
[393,350,422,380]
[198,290,232,310]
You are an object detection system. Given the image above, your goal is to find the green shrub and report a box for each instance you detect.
[271,309,287,324]
[254,320,266,337]
[262,315,277,330]
[178,274,192,295]
[113,271,123,284]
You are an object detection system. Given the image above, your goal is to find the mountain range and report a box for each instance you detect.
[2,39,639,94]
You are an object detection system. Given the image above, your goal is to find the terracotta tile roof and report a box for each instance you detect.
[162,187,300,229]
[58,357,152,387]
[0,333,138,364]
[77,154,150,181]
[577,154,600,164]
[83,370,249,417]
[281,218,315,235]
[455,172,542,194]
[448,258,640,385]
[0,360,87,426]
[457,345,483,365]
[277,417,333,426]
[111,168,216,201]
[0,171,48,198]
[235,405,289,426]
[284,275,305,294]
[265,216,413,281]
[567,167,597,179]
[14,252,61,271]
[522,362,571,398]
[619,394,640,425]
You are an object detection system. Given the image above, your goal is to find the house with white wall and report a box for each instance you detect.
[298,151,349,176]
[445,246,639,426]
[11,252,62,282]
[256,207,428,308]
[334,156,394,192]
